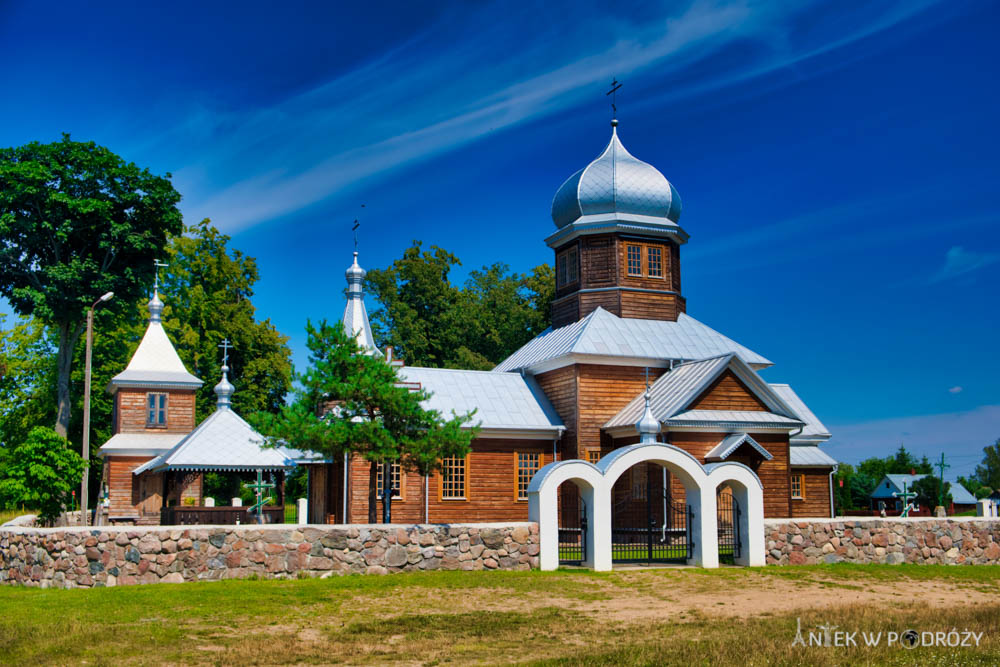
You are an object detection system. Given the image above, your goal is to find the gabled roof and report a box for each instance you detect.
[133,408,294,474]
[604,353,801,430]
[789,445,838,467]
[769,384,831,442]
[493,307,772,373]
[398,366,564,437]
[705,433,773,462]
[110,292,202,390]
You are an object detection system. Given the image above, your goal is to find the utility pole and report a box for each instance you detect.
[81,291,114,526]
[936,453,951,510]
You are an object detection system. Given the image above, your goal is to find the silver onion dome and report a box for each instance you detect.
[147,290,164,323]
[551,120,681,228]
[636,392,661,444]
[214,364,234,410]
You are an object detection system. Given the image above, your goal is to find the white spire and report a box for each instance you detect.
[342,251,383,357]
[147,289,164,323]
[636,386,660,444]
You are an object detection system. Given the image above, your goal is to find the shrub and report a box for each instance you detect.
[0,426,84,525]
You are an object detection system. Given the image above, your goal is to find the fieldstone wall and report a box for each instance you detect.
[766,517,1000,565]
[0,522,539,588]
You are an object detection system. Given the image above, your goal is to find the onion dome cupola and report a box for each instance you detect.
[214,363,235,410]
[342,251,383,357]
[547,120,687,248]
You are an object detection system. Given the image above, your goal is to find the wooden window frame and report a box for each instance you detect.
[146,392,168,428]
[514,452,541,502]
[556,247,579,288]
[647,246,663,278]
[791,473,805,500]
[586,450,601,465]
[440,455,469,501]
[624,242,668,280]
[376,461,404,501]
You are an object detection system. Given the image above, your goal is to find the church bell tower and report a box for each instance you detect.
[546,119,688,328]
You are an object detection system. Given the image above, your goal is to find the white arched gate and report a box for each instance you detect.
[527,442,765,571]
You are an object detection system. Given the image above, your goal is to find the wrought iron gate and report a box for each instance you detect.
[558,494,587,565]
[717,490,742,564]
[611,465,692,564]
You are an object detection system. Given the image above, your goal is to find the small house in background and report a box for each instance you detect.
[869,474,977,516]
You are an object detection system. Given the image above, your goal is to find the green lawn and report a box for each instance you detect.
[2,564,999,665]
[0,508,34,524]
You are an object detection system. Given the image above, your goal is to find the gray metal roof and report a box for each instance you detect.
[769,383,831,441]
[98,432,187,457]
[706,432,773,461]
[789,445,839,467]
[494,307,772,373]
[133,408,294,474]
[110,292,202,390]
[666,410,803,428]
[604,353,798,429]
[342,251,383,357]
[551,122,681,228]
[398,366,564,435]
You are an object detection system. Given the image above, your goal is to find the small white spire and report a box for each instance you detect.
[214,363,234,410]
[147,289,164,323]
[342,251,382,357]
[636,370,660,443]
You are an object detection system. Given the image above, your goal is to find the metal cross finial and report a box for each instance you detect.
[153,259,169,292]
[606,78,622,118]
[219,338,233,366]
[353,203,366,251]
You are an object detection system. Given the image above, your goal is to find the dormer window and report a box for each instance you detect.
[147,393,168,427]
[557,247,579,287]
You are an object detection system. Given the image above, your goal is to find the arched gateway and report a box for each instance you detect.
[528,441,765,570]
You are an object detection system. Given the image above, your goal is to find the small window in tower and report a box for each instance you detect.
[627,245,642,276]
[557,248,579,287]
[557,253,567,286]
[647,246,663,277]
[147,393,168,427]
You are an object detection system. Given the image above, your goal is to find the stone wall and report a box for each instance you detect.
[0,522,539,588]
[766,517,1000,565]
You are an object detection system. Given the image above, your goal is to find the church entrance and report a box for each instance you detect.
[611,462,691,564]
[717,487,742,565]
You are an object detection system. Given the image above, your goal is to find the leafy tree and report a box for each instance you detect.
[911,475,951,512]
[975,439,1000,492]
[0,426,84,525]
[0,314,57,450]
[251,320,477,522]
[0,134,183,437]
[832,463,878,513]
[366,241,554,369]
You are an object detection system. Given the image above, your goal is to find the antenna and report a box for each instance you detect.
[153,259,168,293]
[606,78,623,118]
[219,338,233,366]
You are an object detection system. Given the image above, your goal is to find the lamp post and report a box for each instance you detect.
[81,291,114,526]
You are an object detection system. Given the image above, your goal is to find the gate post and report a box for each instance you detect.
[589,482,612,571]
[687,484,719,568]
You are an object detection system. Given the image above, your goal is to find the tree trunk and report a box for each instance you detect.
[368,460,378,523]
[55,320,84,438]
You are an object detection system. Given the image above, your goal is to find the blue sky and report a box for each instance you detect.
[1,1,998,475]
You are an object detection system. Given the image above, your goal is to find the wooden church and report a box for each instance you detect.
[303,118,837,525]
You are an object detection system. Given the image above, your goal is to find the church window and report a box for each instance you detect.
[441,455,468,499]
[376,461,403,500]
[791,473,804,499]
[515,452,540,500]
[147,393,167,427]
[557,247,578,287]
[586,450,601,464]
[647,246,663,277]
[627,245,642,276]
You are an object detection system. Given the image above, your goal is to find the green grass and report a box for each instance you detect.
[2,565,999,664]
[0,508,34,524]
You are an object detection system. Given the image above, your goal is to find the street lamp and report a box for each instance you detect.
[81,291,113,526]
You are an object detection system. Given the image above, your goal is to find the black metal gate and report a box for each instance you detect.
[612,464,692,564]
[717,490,742,564]
[558,494,587,565]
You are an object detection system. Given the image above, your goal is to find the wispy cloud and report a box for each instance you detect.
[949,386,963,394]
[160,1,948,233]
[929,246,1000,284]
[826,404,1000,476]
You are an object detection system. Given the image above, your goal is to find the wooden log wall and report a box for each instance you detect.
[115,389,196,434]
[689,370,769,411]
[790,468,833,518]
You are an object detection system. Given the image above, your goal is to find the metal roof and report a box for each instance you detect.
[551,122,681,228]
[705,433,773,461]
[98,432,186,457]
[666,410,803,428]
[109,292,202,390]
[769,384,831,441]
[789,445,839,467]
[494,307,772,373]
[604,353,799,429]
[133,408,294,474]
[342,251,383,357]
[398,366,564,435]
